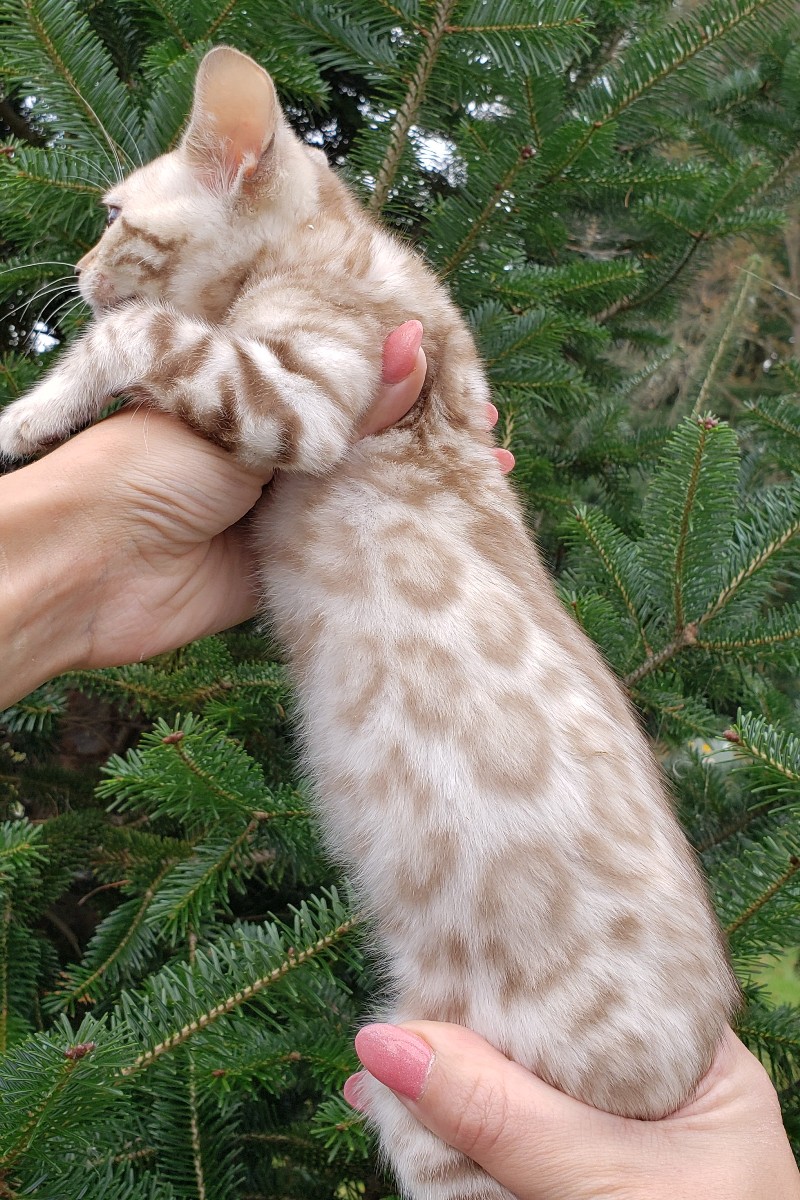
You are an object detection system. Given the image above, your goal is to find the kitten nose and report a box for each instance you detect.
[75,249,95,275]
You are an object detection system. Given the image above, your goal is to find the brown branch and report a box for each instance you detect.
[623,623,698,688]
[120,915,360,1076]
[368,0,458,213]
[725,857,800,937]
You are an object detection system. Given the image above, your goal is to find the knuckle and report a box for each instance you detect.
[449,1073,511,1161]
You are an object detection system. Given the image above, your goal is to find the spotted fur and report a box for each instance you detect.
[0,46,739,1200]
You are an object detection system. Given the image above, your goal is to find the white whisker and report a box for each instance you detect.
[29,290,87,336]
[31,297,79,333]
[7,279,77,326]
[29,285,81,325]
[0,261,77,281]
[65,120,126,184]
[63,151,117,191]
[43,296,89,332]
[6,276,75,315]
[112,111,145,168]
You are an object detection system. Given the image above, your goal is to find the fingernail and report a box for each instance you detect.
[354,1023,433,1101]
[343,1071,368,1111]
[382,320,424,383]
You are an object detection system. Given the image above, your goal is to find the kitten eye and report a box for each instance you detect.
[106,205,121,225]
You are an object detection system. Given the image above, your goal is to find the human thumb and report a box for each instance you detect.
[346,1021,638,1200]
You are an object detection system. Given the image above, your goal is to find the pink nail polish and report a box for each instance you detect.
[354,1024,433,1101]
[343,1071,368,1111]
[399,319,424,352]
[495,447,515,473]
[382,320,424,383]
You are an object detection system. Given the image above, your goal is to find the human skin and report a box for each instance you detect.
[1,321,518,710]
[2,322,796,1198]
[345,1021,800,1199]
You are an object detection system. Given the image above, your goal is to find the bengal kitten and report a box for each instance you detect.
[0,47,739,1200]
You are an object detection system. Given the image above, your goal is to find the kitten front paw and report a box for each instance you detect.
[0,382,74,460]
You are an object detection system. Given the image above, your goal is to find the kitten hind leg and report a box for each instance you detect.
[356,1072,513,1200]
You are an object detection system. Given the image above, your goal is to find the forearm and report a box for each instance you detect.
[0,457,97,709]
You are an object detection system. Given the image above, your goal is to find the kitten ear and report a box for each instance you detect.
[182,46,278,190]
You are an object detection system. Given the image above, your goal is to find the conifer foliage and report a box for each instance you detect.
[2,1,800,1195]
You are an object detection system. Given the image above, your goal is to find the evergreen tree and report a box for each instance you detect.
[2,1,800,1195]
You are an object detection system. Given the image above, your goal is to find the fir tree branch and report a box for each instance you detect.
[63,668,284,708]
[154,817,267,933]
[598,236,705,323]
[623,624,698,688]
[375,0,419,27]
[0,838,38,866]
[694,796,782,854]
[725,856,800,937]
[488,377,579,395]
[690,263,756,417]
[186,928,207,1200]
[625,491,800,687]
[0,1048,86,1170]
[10,162,99,193]
[570,508,650,652]
[239,1131,316,1147]
[120,915,360,1077]
[440,149,531,278]
[539,2,782,204]
[368,0,458,212]
[673,421,712,630]
[169,739,245,809]
[522,74,543,148]
[756,139,800,202]
[0,894,9,1056]
[21,0,130,161]
[586,0,784,125]
[204,0,238,41]
[54,861,175,1006]
[188,1059,206,1200]
[445,19,584,34]
[729,728,800,784]
[695,626,800,653]
[253,808,307,821]
[746,398,800,443]
[599,161,769,322]
[701,516,800,625]
[738,1024,800,1053]
[0,362,21,399]
[142,0,192,50]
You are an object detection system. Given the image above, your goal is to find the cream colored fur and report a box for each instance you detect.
[0,46,740,1200]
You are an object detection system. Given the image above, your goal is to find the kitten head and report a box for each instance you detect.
[76,47,322,320]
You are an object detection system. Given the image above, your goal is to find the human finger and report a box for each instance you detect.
[494,447,514,473]
[382,319,424,384]
[359,339,427,437]
[351,1021,641,1200]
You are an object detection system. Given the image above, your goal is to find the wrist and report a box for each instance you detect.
[0,454,101,708]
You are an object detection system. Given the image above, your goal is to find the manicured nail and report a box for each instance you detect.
[354,1023,433,1101]
[495,447,515,473]
[382,320,424,383]
[343,1071,368,1111]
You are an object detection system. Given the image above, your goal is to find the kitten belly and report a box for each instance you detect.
[255,442,738,1120]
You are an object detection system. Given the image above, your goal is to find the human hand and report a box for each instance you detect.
[0,321,513,707]
[345,1022,800,1200]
